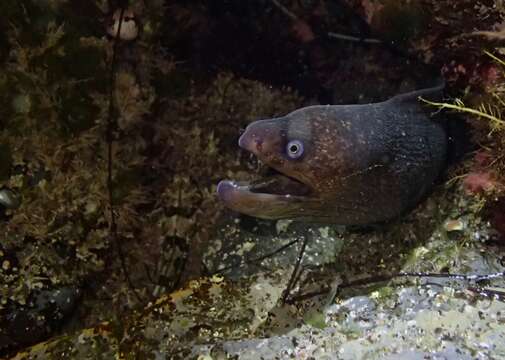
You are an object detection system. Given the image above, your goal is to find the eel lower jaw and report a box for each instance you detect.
[217,173,314,220]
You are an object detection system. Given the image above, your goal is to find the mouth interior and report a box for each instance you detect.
[248,166,312,197]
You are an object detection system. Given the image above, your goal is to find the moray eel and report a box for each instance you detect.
[217,84,447,225]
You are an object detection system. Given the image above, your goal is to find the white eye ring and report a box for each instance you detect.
[286,140,304,159]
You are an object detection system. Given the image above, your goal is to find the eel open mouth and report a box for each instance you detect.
[248,166,311,196]
[217,117,316,219]
[217,166,313,219]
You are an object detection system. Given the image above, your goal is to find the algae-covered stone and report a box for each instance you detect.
[9,179,505,359]
[10,274,287,359]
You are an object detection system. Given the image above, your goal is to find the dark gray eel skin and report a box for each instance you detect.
[218,83,447,225]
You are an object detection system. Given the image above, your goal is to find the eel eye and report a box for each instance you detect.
[286,140,304,159]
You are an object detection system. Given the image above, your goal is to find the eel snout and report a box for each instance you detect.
[237,119,282,158]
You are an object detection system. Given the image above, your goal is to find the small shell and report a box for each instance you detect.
[0,188,20,209]
[106,8,139,41]
[444,219,465,232]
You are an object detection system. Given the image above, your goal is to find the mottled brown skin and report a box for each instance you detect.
[217,85,447,225]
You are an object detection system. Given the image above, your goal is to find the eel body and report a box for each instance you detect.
[217,84,447,225]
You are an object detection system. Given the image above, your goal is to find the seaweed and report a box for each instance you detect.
[421,50,505,197]
[0,2,302,352]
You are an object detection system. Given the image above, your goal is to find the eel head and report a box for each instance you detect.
[217,117,322,220]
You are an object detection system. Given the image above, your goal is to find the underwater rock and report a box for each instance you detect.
[0,286,81,355]
[7,275,287,359]
[204,213,344,280]
[7,181,505,359]
[192,282,505,359]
